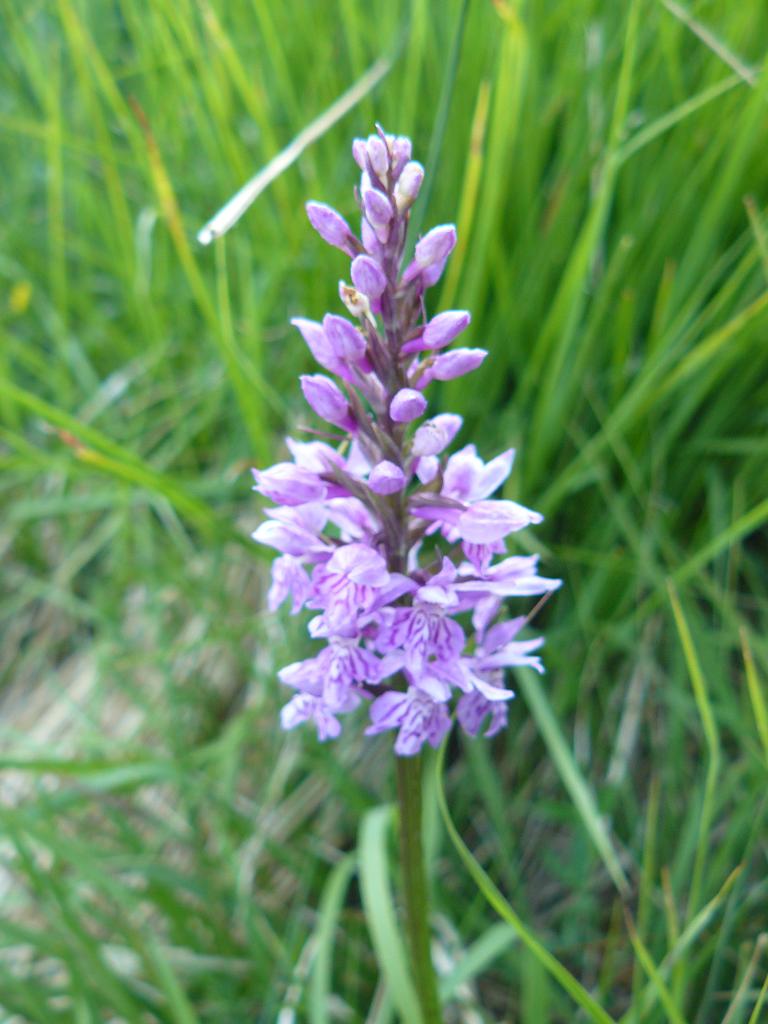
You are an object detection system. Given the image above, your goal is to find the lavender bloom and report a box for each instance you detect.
[252,504,330,560]
[251,463,326,506]
[252,127,560,753]
[366,689,452,756]
[267,555,312,614]
[411,414,463,457]
[309,543,392,630]
[456,692,509,739]
[281,694,343,740]
[456,500,544,543]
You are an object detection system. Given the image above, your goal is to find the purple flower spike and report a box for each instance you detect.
[300,374,355,431]
[306,202,359,258]
[252,127,559,753]
[390,388,427,423]
[351,255,387,299]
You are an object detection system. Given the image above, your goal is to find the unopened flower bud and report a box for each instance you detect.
[351,255,387,299]
[305,202,358,257]
[394,161,424,213]
[362,189,393,243]
[415,224,457,268]
[390,136,413,179]
[366,134,389,179]
[401,310,471,355]
[291,317,344,377]
[351,138,367,170]
[411,413,463,456]
[390,388,427,423]
[369,460,406,494]
[421,259,448,288]
[401,224,457,288]
[425,310,470,349]
[323,314,367,364]
[425,348,487,382]
[361,218,384,259]
[300,374,355,430]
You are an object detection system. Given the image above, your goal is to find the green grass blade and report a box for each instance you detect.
[515,667,630,896]
[309,854,357,1024]
[620,867,742,1023]
[142,939,202,1024]
[624,912,688,1024]
[747,967,768,1024]
[435,740,616,1024]
[439,922,517,1001]
[667,583,722,916]
[358,806,424,1024]
[740,627,768,768]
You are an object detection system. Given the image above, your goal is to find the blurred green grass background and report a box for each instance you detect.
[1,0,767,1021]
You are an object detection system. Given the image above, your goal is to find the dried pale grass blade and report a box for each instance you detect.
[660,0,758,85]
[197,56,392,245]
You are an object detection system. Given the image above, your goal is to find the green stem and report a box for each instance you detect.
[396,754,442,1023]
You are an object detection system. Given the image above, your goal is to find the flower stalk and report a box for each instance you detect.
[396,753,442,1023]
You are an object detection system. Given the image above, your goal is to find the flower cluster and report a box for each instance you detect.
[252,127,560,756]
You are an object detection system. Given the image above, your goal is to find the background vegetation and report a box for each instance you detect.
[1,0,767,1020]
